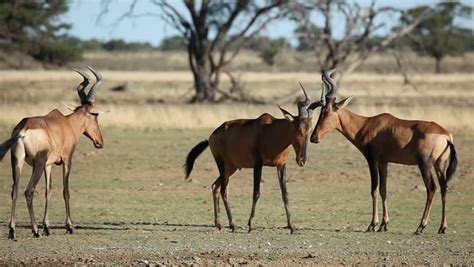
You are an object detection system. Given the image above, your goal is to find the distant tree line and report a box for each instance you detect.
[68,37,157,52]
[397,2,473,73]
[0,0,472,82]
[0,0,81,66]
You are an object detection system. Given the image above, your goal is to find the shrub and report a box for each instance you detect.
[30,40,82,66]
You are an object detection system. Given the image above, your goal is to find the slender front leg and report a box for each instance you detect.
[277,164,296,234]
[220,178,235,232]
[220,165,237,232]
[42,165,53,236]
[378,162,389,232]
[63,163,74,234]
[248,157,263,233]
[9,146,25,240]
[211,177,222,230]
[367,160,379,232]
[25,157,47,238]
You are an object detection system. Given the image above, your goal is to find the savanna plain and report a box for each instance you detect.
[0,52,473,265]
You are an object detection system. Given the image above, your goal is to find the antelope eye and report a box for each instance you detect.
[89,112,99,116]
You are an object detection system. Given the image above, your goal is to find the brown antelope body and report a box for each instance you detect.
[184,86,323,233]
[311,70,457,234]
[0,67,105,239]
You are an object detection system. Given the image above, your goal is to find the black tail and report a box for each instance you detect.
[0,135,19,161]
[184,140,209,179]
[446,140,457,184]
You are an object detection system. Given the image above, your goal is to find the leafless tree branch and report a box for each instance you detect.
[295,0,430,77]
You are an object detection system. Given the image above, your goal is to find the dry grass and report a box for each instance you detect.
[1,70,473,83]
[0,103,470,132]
[78,50,474,73]
[0,71,472,132]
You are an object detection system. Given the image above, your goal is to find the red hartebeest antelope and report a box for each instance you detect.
[0,67,106,239]
[184,85,324,233]
[311,70,457,234]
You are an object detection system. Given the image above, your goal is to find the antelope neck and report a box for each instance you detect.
[66,110,88,142]
[274,119,294,149]
[336,109,368,150]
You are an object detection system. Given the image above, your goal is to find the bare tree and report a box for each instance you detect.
[98,0,287,103]
[156,0,287,102]
[294,0,429,76]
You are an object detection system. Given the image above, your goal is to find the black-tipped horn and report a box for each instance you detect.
[297,82,311,118]
[73,68,90,104]
[86,66,103,103]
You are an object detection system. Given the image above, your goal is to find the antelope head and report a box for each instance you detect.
[310,69,352,144]
[279,82,325,166]
[70,66,106,149]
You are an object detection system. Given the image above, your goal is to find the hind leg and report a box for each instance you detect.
[8,144,25,240]
[211,176,222,230]
[415,157,436,234]
[42,165,53,236]
[435,162,448,234]
[25,154,48,237]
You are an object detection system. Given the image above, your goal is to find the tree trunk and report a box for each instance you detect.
[435,56,442,73]
[192,65,216,102]
[187,34,217,103]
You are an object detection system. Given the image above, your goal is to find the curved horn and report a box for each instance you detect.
[86,66,103,103]
[73,68,90,104]
[306,83,326,116]
[320,82,326,106]
[297,82,311,118]
[321,69,337,98]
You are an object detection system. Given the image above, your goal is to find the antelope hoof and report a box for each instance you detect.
[66,225,74,234]
[8,229,15,240]
[230,223,238,233]
[215,222,223,231]
[32,230,40,238]
[43,225,51,236]
[377,222,388,232]
[287,223,297,234]
[414,224,426,235]
[248,222,257,233]
[438,226,446,234]
[366,223,377,232]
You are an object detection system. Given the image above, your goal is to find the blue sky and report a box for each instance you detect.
[63,0,473,46]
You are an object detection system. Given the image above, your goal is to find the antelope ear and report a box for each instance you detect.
[85,103,109,114]
[59,101,76,111]
[278,105,294,122]
[89,107,110,114]
[335,96,353,110]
